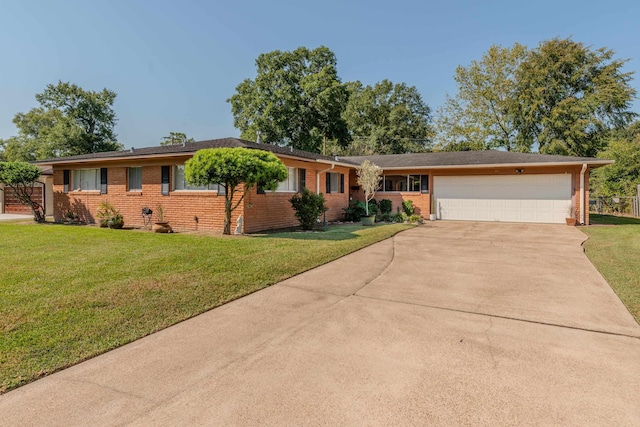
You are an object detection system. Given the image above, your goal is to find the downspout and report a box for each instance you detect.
[316,164,335,194]
[579,163,587,225]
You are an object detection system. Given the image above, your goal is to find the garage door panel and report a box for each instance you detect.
[434,174,571,224]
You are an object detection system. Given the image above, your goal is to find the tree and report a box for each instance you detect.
[227,46,350,153]
[435,43,528,152]
[515,38,637,157]
[5,81,121,161]
[0,161,45,222]
[185,148,287,234]
[356,160,382,216]
[161,132,195,146]
[342,80,432,155]
[591,122,640,198]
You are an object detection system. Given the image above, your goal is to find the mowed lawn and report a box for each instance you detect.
[582,214,640,324]
[0,222,411,392]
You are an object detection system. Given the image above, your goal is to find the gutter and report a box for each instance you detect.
[579,163,587,225]
[364,160,614,171]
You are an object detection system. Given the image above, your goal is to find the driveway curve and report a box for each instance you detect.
[1,222,639,426]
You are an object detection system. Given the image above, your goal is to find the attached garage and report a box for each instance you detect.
[434,174,572,224]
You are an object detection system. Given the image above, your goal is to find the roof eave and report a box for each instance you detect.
[376,160,614,171]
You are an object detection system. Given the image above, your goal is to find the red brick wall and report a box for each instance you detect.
[52,156,350,233]
[348,169,431,217]
[242,161,350,233]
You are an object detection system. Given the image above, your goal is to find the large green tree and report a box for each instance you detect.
[3,81,121,161]
[435,43,528,152]
[0,161,45,222]
[341,80,432,155]
[515,38,637,157]
[435,38,637,156]
[161,132,195,146]
[185,148,287,234]
[227,46,349,153]
[591,122,640,199]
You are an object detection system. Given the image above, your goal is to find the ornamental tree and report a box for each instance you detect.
[185,148,287,234]
[0,161,45,222]
[356,160,382,216]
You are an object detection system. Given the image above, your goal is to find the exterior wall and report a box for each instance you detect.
[51,155,350,233]
[52,160,231,232]
[348,165,586,221]
[349,169,431,217]
[242,161,350,233]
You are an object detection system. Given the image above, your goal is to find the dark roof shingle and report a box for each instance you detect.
[342,150,608,168]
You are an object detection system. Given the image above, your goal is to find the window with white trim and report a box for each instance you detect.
[173,165,225,193]
[72,169,100,191]
[128,167,142,191]
[274,167,298,192]
[326,172,344,193]
[380,174,429,192]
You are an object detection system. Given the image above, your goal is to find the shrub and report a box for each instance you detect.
[402,200,414,216]
[379,199,392,214]
[391,212,405,223]
[343,199,378,221]
[96,201,124,229]
[289,189,327,230]
[408,214,422,224]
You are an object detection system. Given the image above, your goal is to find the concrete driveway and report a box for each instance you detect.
[1,222,639,425]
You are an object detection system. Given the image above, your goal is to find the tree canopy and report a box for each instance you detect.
[161,132,195,146]
[1,81,121,161]
[0,161,45,222]
[435,43,527,152]
[515,38,636,157]
[590,122,640,198]
[185,147,287,234]
[228,46,349,153]
[435,38,637,157]
[341,80,432,155]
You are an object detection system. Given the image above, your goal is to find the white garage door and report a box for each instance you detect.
[434,174,572,224]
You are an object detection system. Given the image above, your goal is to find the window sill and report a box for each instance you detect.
[171,190,221,197]
[69,190,100,195]
[126,191,143,196]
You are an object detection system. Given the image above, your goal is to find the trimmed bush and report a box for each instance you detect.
[290,189,327,230]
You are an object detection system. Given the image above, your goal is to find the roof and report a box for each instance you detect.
[35,137,612,169]
[36,137,346,165]
[343,150,613,169]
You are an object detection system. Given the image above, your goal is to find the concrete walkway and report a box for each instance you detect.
[0,213,32,221]
[1,222,639,426]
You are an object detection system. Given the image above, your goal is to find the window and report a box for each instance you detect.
[173,165,225,193]
[380,174,429,193]
[128,167,142,191]
[325,172,344,194]
[72,169,100,191]
[274,167,298,192]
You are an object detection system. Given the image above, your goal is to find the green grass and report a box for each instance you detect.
[583,214,640,325]
[0,222,412,393]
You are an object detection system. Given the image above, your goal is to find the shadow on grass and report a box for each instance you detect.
[590,214,640,225]
[252,223,388,241]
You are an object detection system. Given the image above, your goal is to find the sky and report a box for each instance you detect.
[1,0,639,149]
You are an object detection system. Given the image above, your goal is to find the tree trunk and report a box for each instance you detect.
[224,195,232,235]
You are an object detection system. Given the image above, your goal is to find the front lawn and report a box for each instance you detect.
[583,214,640,324]
[0,222,411,392]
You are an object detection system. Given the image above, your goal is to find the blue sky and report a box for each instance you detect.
[1,0,638,148]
